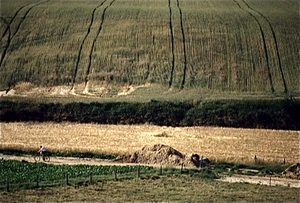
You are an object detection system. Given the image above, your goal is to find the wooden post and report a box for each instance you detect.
[7,178,9,192]
[181,163,184,173]
[114,171,117,181]
[66,173,69,185]
[200,156,203,168]
[37,175,39,188]
[90,173,92,183]
[137,166,140,178]
[284,158,286,165]
[254,155,257,163]
[160,165,162,175]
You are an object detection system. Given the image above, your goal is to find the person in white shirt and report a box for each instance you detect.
[38,146,47,161]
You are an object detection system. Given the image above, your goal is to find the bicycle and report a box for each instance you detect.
[34,152,50,162]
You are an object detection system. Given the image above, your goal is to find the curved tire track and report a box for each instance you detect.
[242,0,288,94]
[233,0,275,93]
[176,0,187,90]
[71,0,107,90]
[168,0,175,89]
[0,17,11,69]
[0,0,50,67]
[84,0,116,90]
[1,2,32,39]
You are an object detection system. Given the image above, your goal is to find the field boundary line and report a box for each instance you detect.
[71,0,107,90]
[233,0,275,93]
[242,0,288,94]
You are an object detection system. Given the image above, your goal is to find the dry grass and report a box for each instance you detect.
[1,122,299,163]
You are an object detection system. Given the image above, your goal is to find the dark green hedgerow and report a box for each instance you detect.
[0,99,299,130]
[0,148,116,160]
[182,99,300,130]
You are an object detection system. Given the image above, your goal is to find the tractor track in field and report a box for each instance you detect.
[168,0,187,90]
[1,2,31,39]
[0,0,50,67]
[233,0,275,93]
[176,0,187,90]
[71,0,107,90]
[168,0,175,89]
[0,17,11,67]
[84,0,116,91]
[241,0,288,94]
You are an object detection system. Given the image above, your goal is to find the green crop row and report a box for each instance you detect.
[0,99,299,130]
[0,148,116,160]
[0,159,154,186]
[0,159,289,190]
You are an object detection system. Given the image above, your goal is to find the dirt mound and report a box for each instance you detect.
[282,163,300,179]
[116,144,202,167]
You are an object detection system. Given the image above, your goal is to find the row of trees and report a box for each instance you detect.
[0,99,299,130]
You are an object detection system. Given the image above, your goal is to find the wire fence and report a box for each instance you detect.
[1,165,192,192]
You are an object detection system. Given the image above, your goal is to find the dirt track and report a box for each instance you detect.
[218,174,300,188]
[1,154,299,188]
[0,154,140,167]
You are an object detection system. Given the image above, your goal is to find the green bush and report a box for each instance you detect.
[0,99,299,130]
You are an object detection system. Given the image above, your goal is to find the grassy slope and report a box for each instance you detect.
[0,0,299,95]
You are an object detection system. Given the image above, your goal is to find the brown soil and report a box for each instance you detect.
[218,174,300,188]
[116,144,203,167]
[281,163,300,179]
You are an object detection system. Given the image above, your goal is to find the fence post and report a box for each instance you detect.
[160,165,162,175]
[200,156,203,168]
[284,158,286,165]
[37,175,39,188]
[90,173,92,183]
[181,163,184,173]
[7,178,9,192]
[66,173,69,185]
[114,171,118,181]
[137,166,140,178]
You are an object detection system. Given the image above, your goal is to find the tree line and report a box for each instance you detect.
[0,99,299,130]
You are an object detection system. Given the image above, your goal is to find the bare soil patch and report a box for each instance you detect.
[282,163,300,179]
[116,143,204,167]
[218,174,300,188]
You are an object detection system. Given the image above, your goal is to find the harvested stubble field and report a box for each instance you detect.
[1,122,299,164]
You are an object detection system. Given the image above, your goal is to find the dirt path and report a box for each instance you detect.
[0,154,140,167]
[2,154,299,188]
[218,174,300,188]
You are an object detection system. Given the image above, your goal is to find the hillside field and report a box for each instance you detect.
[1,0,299,95]
[1,122,299,164]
